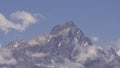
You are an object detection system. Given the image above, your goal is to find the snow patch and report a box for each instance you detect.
[83,41,89,46]
[25,50,46,58]
[13,42,19,47]
[117,50,120,56]
[58,42,62,47]
[31,53,46,57]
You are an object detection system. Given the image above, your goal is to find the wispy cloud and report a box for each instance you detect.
[113,39,120,48]
[105,39,120,49]
[91,36,100,43]
[0,11,44,34]
[101,38,120,56]
[0,48,17,65]
[75,46,99,64]
[0,43,1,48]
[112,39,120,56]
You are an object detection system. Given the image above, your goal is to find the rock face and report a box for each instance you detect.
[0,21,120,68]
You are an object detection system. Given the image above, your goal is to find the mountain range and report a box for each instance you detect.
[0,21,120,68]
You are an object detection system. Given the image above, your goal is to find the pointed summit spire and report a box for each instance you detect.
[50,21,77,35]
[50,21,82,35]
[63,21,76,28]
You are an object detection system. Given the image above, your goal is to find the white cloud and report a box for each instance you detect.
[55,59,85,68]
[91,36,99,43]
[76,46,98,64]
[63,59,85,68]
[117,50,120,56]
[106,39,120,51]
[0,11,43,34]
[0,48,17,65]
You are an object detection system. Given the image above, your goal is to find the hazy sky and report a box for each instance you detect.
[0,0,120,47]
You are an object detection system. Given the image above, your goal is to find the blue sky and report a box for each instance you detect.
[0,0,120,48]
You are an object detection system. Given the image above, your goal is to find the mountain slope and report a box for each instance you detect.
[0,21,120,68]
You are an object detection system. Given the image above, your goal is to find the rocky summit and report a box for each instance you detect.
[0,21,120,68]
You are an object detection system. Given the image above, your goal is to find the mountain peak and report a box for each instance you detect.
[63,21,76,28]
[2,21,120,68]
[50,21,84,36]
[108,47,117,56]
[50,21,89,45]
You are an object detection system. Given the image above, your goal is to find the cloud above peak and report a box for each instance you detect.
[0,11,43,34]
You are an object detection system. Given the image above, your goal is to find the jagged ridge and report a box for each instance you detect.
[0,21,120,68]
